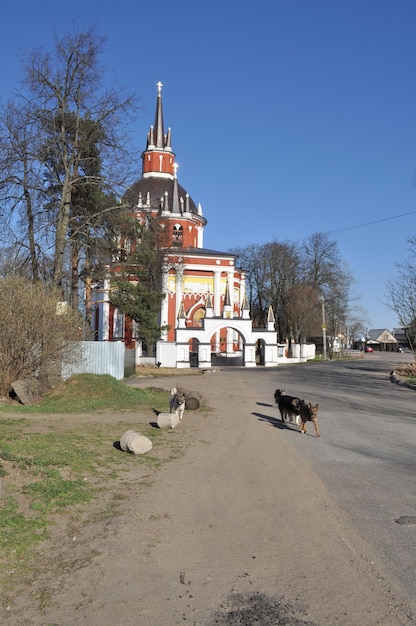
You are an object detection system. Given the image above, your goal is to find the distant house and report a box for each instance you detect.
[367,329,398,351]
[393,327,408,347]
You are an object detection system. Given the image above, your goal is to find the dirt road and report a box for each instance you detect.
[5,370,415,625]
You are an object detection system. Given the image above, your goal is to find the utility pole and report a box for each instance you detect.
[321,296,327,360]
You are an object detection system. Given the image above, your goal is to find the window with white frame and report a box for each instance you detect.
[113,309,125,339]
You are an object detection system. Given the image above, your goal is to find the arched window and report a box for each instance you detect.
[113,309,125,340]
[172,223,183,246]
[191,307,206,328]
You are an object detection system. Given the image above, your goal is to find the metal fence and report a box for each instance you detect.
[62,342,135,380]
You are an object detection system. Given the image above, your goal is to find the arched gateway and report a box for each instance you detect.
[159,306,278,368]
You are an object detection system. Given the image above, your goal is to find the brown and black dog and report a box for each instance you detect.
[297,400,320,437]
[274,389,320,437]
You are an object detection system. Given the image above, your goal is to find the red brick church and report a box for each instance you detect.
[91,83,285,367]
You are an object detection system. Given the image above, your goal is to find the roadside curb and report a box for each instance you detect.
[389,369,416,390]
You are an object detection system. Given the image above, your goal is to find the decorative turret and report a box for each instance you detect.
[177,301,186,329]
[266,305,275,331]
[242,293,250,319]
[223,281,233,319]
[142,82,175,179]
[172,164,180,213]
[205,292,213,318]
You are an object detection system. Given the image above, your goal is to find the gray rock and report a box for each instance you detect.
[11,377,43,405]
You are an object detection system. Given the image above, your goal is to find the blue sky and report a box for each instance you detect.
[2,0,416,331]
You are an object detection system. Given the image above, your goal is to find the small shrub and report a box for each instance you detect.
[0,277,82,397]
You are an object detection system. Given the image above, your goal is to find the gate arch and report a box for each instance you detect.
[256,338,266,365]
[208,325,245,366]
[189,337,199,367]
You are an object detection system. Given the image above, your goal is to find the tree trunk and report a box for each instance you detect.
[53,179,72,295]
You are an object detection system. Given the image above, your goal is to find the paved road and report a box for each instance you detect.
[234,353,415,609]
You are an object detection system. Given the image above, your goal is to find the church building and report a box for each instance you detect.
[91,83,282,368]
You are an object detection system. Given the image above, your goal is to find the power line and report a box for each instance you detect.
[326,210,416,236]
[288,209,416,243]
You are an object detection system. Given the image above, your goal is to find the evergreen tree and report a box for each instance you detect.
[109,216,169,353]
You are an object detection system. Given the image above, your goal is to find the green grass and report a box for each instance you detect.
[0,373,169,413]
[0,374,179,592]
[0,496,49,558]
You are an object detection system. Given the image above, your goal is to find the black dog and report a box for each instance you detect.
[274,389,302,424]
[274,389,321,436]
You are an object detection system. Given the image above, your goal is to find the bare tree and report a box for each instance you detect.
[301,232,354,353]
[264,241,302,340]
[230,244,270,327]
[385,239,416,356]
[0,101,48,281]
[0,26,138,298]
[302,232,342,289]
[286,284,321,343]
[232,232,356,348]
[231,241,303,340]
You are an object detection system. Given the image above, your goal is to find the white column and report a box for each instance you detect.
[175,271,183,320]
[101,276,110,341]
[197,225,203,248]
[226,328,234,356]
[214,270,221,316]
[214,331,220,353]
[227,271,235,315]
[240,272,246,313]
[160,265,169,341]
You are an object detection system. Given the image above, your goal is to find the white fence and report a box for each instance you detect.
[61,340,316,379]
[62,342,135,381]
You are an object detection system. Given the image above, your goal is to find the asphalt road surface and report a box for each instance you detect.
[237,352,415,610]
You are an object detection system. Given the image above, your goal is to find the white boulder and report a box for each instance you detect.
[157,411,180,430]
[120,430,153,455]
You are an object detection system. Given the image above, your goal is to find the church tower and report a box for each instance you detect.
[91,83,279,368]
[123,82,246,348]
[125,82,206,250]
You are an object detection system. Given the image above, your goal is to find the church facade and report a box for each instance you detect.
[91,84,312,368]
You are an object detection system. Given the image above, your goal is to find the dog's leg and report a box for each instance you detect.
[313,419,320,437]
[170,388,178,413]
[300,420,306,434]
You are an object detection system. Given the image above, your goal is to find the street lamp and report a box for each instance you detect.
[321,296,327,360]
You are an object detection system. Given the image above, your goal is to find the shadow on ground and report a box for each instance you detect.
[207,591,318,625]
[252,410,300,432]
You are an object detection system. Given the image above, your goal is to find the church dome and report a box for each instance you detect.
[125,176,198,214]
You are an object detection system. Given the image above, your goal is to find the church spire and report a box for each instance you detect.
[154,81,165,149]
[142,82,175,178]
[172,163,180,213]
